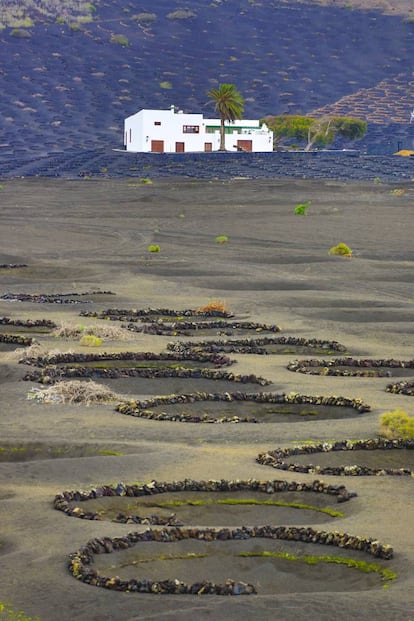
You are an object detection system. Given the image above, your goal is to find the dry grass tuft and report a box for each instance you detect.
[18,343,66,362]
[53,322,132,341]
[196,300,230,314]
[27,380,120,405]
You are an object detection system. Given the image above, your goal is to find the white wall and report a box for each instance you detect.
[125,107,205,152]
[205,119,273,152]
[124,109,274,152]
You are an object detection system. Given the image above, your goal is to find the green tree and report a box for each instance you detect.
[261,114,367,151]
[261,115,312,149]
[304,116,336,151]
[305,116,367,151]
[332,116,367,140]
[207,84,245,151]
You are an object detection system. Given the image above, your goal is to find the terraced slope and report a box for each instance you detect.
[311,74,414,124]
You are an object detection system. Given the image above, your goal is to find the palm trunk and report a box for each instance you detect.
[219,117,226,151]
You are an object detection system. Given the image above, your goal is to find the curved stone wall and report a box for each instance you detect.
[23,366,270,387]
[0,333,34,346]
[386,381,414,396]
[80,307,234,319]
[126,320,282,337]
[168,336,347,355]
[116,392,370,424]
[257,438,414,476]
[67,525,393,594]
[54,477,357,523]
[287,358,414,377]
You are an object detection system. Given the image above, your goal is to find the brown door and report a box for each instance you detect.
[204,142,212,152]
[237,140,252,152]
[151,140,164,153]
[175,142,185,153]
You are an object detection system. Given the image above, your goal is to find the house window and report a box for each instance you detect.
[154,121,161,126]
[183,125,199,134]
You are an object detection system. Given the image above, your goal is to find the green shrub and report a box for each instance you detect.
[110,34,129,46]
[134,12,157,26]
[76,15,93,24]
[139,177,153,184]
[159,81,172,89]
[380,409,414,440]
[215,235,229,244]
[10,28,31,38]
[329,242,352,257]
[167,9,196,19]
[79,334,102,347]
[294,200,311,215]
[148,244,160,253]
[10,17,33,28]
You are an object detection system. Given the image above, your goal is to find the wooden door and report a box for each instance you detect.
[237,140,252,152]
[204,142,212,152]
[151,140,164,153]
[175,142,185,152]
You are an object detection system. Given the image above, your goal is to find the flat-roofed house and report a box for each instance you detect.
[124,105,273,152]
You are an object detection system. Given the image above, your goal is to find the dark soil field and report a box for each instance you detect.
[1,176,414,620]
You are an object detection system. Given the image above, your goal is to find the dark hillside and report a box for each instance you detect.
[0,0,413,168]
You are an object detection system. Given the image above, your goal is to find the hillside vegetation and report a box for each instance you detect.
[1,0,413,26]
[0,1,95,28]
[0,0,413,158]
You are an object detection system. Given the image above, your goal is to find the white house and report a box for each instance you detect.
[124,105,274,153]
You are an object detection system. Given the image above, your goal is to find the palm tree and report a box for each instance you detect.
[207,83,245,151]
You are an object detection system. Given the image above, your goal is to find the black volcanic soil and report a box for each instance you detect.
[1,177,414,621]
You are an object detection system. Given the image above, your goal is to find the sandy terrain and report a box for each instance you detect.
[1,177,414,620]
